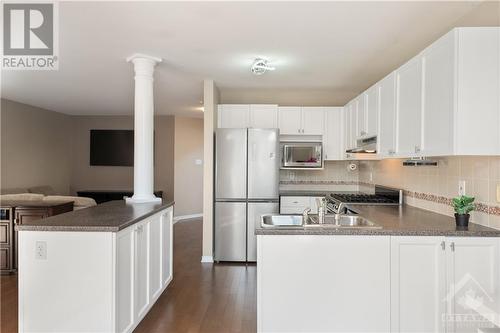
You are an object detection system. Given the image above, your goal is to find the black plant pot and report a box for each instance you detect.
[455,213,470,228]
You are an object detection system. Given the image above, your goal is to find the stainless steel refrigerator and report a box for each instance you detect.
[214,128,279,262]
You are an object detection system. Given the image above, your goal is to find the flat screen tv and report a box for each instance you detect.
[90,130,134,166]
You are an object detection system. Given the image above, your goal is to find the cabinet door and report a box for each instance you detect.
[391,236,446,333]
[278,107,302,134]
[365,84,379,138]
[16,209,49,224]
[343,103,352,152]
[134,221,150,321]
[324,107,343,160]
[218,104,250,128]
[149,215,162,300]
[301,107,325,135]
[116,228,135,333]
[446,237,500,333]
[396,55,423,157]
[356,95,366,138]
[249,104,278,128]
[422,31,455,156]
[161,208,173,286]
[379,73,397,156]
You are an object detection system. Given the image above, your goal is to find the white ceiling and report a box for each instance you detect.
[1,1,498,117]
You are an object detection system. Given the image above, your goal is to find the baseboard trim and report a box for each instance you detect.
[173,213,202,224]
[200,256,214,263]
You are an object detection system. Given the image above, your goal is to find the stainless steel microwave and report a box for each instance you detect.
[281,142,323,169]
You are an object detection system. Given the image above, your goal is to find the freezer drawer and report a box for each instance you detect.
[215,202,247,262]
[215,129,247,200]
[247,202,279,262]
[248,129,279,200]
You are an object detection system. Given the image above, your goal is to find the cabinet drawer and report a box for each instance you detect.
[0,222,11,245]
[280,196,311,207]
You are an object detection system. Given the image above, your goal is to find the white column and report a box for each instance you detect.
[125,54,162,203]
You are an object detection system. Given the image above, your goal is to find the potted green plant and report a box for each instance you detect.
[452,195,475,227]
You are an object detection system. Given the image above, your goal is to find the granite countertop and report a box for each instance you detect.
[256,204,500,237]
[15,200,174,232]
[0,200,74,208]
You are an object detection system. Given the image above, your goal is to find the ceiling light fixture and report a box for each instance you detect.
[251,58,275,75]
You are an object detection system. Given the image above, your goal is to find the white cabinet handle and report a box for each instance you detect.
[450,242,455,252]
[441,241,445,251]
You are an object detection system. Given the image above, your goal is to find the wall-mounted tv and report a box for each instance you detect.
[90,130,134,166]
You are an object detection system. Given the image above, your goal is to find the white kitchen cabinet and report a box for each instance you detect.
[18,206,174,333]
[278,107,325,135]
[257,235,391,332]
[301,107,325,135]
[249,104,278,128]
[324,107,344,160]
[391,236,500,333]
[278,106,302,134]
[445,237,500,333]
[356,94,367,138]
[343,103,352,152]
[378,72,397,156]
[134,221,150,321]
[391,236,447,333]
[279,196,325,214]
[365,84,379,138]
[217,104,249,128]
[396,55,423,157]
[421,30,455,156]
[218,104,278,129]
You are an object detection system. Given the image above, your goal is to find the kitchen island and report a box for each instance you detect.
[256,205,500,332]
[16,200,174,333]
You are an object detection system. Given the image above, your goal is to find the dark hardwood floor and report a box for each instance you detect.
[0,219,257,333]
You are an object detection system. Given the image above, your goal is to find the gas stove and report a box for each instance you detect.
[327,186,403,214]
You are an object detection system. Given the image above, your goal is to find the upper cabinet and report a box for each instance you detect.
[278,107,325,135]
[249,104,278,128]
[395,55,424,157]
[345,27,499,159]
[324,107,344,160]
[364,84,379,138]
[218,104,250,128]
[277,107,302,134]
[378,73,397,156]
[217,104,278,129]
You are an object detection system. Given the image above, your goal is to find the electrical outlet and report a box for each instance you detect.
[369,172,373,182]
[458,180,466,196]
[35,241,47,260]
[497,183,500,203]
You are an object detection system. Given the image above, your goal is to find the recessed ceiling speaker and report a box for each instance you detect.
[251,58,275,75]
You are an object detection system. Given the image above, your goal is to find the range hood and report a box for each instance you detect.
[346,135,377,154]
[403,157,438,166]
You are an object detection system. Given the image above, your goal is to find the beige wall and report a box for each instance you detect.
[174,117,203,217]
[70,115,175,201]
[359,157,500,230]
[0,99,72,194]
[202,80,219,261]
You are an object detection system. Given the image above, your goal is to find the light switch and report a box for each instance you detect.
[35,241,47,260]
[195,159,202,165]
[458,180,466,196]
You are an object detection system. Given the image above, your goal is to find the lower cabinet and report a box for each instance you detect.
[391,236,500,333]
[257,235,391,332]
[116,207,174,333]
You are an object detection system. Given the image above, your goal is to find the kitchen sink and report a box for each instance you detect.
[261,215,303,228]
[306,214,382,229]
[261,214,382,229]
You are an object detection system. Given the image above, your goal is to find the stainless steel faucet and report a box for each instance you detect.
[316,198,327,224]
[302,207,311,225]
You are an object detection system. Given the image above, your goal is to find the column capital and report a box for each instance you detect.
[126,53,162,65]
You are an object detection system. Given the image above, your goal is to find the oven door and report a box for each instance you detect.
[282,143,323,168]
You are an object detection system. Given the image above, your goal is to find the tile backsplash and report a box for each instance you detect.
[279,157,500,230]
[358,156,500,229]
